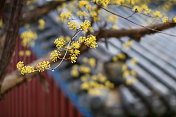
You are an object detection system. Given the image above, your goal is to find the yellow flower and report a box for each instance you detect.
[162,16,168,23]
[130,70,136,77]
[118,53,126,59]
[105,81,114,89]
[71,41,81,49]
[144,8,151,14]
[19,50,24,56]
[21,66,35,75]
[79,36,86,43]
[84,34,98,48]
[17,61,24,71]
[131,58,138,64]
[80,65,91,73]
[81,82,89,90]
[60,12,71,20]
[123,70,130,78]
[79,1,89,8]
[36,61,50,72]
[100,0,110,7]
[70,49,80,56]
[132,6,142,13]
[67,21,78,30]
[50,50,61,62]
[89,58,96,67]
[38,19,45,30]
[21,30,37,47]
[126,78,136,85]
[54,36,66,50]
[70,54,77,63]
[153,11,162,18]
[71,69,79,77]
[173,17,176,22]
[122,64,128,71]
[80,20,90,32]
[112,56,118,62]
[25,50,31,56]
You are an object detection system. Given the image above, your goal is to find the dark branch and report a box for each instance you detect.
[0,0,25,90]
[96,20,176,41]
[21,0,71,25]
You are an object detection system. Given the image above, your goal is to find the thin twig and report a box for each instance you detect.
[50,29,82,70]
[101,6,176,37]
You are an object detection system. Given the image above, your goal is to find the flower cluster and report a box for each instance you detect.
[36,61,51,72]
[21,30,37,47]
[80,20,91,32]
[81,73,114,96]
[92,0,110,7]
[17,61,24,71]
[67,21,78,30]
[54,36,66,50]
[19,50,31,57]
[20,66,35,75]
[38,19,45,30]
[162,16,168,23]
[79,1,89,8]
[58,12,71,22]
[112,52,127,62]
[50,50,61,62]
[84,34,98,48]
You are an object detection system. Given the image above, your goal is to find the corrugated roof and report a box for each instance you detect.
[27,2,176,117]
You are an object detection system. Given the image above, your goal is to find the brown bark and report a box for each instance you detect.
[21,1,71,25]
[0,0,24,89]
[96,20,176,41]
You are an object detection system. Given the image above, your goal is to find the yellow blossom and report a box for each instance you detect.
[71,69,79,77]
[80,65,91,73]
[36,61,50,72]
[80,20,90,32]
[54,36,66,50]
[126,78,136,85]
[162,16,168,23]
[123,70,130,78]
[38,19,45,30]
[71,41,81,49]
[89,58,96,67]
[68,21,78,30]
[50,50,61,62]
[19,51,24,56]
[173,17,176,22]
[21,66,35,75]
[122,64,128,71]
[81,82,89,90]
[70,54,77,63]
[153,11,162,18]
[84,34,98,48]
[79,1,89,8]
[17,61,24,71]
[25,50,31,56]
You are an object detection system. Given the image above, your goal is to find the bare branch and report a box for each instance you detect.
[95,20,176,41]
[21,1,71,25]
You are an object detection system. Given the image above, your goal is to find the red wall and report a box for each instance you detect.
[0,38,83,117]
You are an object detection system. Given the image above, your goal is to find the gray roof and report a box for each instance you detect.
[29,4,176,117]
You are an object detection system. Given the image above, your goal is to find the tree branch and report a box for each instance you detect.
[96,20,176,42]
[1,19,176,96]
[0,0,24,89]
[21,1,71,25]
